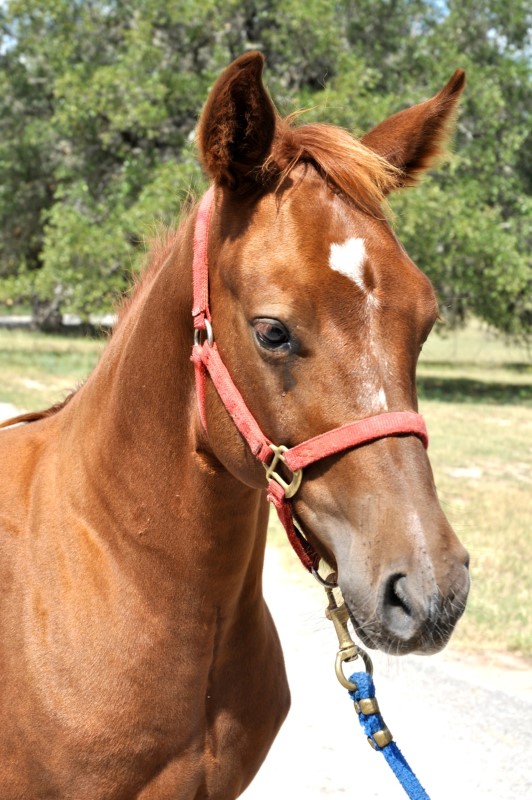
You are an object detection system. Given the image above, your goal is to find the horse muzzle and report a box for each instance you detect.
[343,556,470,656]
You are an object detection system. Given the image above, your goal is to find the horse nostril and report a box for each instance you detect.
[380,572,430,642]
[384,574,412,617]
[379,564,467,650]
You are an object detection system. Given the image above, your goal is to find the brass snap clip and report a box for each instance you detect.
[264,443,303,499]
[324,587,373,690]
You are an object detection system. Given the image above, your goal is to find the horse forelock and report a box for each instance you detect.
[267,116,401,217]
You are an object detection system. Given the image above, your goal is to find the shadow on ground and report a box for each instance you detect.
[417,374,531,405]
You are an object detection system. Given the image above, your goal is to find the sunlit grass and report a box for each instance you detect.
[418,401,531,655]
[417,321,531,405]
[416,324,531,654]
[0,328,104,410]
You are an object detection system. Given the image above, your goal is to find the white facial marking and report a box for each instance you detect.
[329,236,385,411]
[377,387,388,410]
[329,238,367,291]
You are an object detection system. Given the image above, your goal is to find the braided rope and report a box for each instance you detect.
[348,671,430,800]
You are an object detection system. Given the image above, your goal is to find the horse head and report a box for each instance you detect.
[194,52,469,657]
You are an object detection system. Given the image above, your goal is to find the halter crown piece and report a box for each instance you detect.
[190,186,429,571]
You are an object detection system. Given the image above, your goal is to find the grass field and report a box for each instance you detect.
[0,328,105,410]
[0,323,530,658]
[416,326,531,656]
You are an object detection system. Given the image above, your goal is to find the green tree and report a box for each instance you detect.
[400,0,532,335]
[0,0,530,337]
[301,0,532,336]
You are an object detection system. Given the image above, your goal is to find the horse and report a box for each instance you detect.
[0,52,469,799]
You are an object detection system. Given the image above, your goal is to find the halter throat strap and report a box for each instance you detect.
[190,187,428,571]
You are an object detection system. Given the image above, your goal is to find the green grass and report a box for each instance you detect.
[417,321,531,406]
[415,324,531,656]
[415,402,530,655]
[0,323,530,658]
[0,328,104,410]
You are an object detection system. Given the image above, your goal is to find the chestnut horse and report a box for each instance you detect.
[0,53,469,798]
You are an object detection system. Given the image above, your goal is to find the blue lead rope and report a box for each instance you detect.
[348,671,430,800]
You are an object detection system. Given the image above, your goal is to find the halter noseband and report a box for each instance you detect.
[190,186,428,571]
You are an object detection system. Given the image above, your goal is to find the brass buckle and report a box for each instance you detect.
[264,444,303,499]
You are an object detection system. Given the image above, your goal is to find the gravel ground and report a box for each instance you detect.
[242,547,532,799]
[2,404,530,798]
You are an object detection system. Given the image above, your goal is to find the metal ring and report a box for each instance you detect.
[335,652,359,690]
[263,444,303,499]
[193,319,214,348]
[312,567,338,589]
[358,647,374,676]
[335,646,374,689]
[204,318,214,346]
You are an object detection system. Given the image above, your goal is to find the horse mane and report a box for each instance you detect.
[115,224,185,328]
[0,221,188,429]
[268,115,401,217]
[0,394,77,429]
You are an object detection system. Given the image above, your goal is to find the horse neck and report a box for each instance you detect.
[57,210,267,597]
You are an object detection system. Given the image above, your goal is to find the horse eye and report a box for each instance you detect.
[254,319,291,351]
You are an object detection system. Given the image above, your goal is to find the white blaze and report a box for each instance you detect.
[377,387,388,410]
[329,237,367,291]
[329,237,386,410]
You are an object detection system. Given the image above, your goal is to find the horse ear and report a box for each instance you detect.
[197,52,276,190]
[361,70,466,189]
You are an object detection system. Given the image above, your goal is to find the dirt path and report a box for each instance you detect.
[2,404,530,798]
[242,547,532,799]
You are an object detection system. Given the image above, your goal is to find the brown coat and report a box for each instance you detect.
[0,53,468,798]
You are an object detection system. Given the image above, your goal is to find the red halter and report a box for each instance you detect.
[190,187,428,571]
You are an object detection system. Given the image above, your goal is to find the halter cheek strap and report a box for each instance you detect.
[190,187,429,572]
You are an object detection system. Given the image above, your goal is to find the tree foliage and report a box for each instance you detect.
[0,0,530,336]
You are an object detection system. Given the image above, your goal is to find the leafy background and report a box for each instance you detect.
[0,0,530,337]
